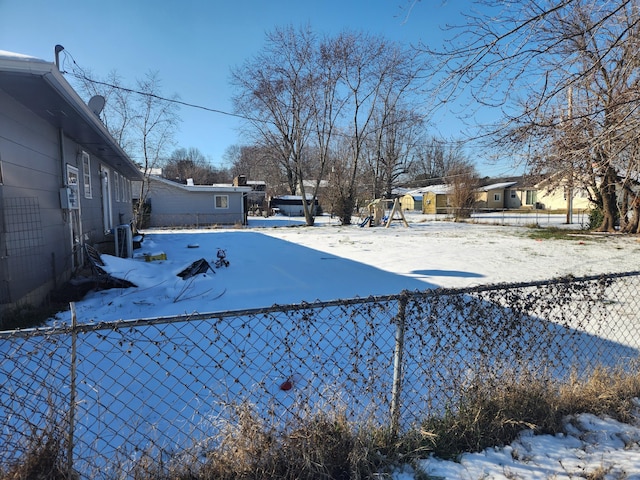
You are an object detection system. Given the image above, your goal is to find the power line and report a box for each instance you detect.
[58,48,504,166]
[59,49,258,122]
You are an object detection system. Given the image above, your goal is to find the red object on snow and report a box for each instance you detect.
[280,379,293,391]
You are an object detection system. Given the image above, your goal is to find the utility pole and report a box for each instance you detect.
[566,87,574,225]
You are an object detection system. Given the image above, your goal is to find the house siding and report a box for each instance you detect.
[536,186,591,211]
[421,192,450,214]
[505,189,523,209]
[0,87,136,309]
[147,178,247,227]
[0,88,70,306]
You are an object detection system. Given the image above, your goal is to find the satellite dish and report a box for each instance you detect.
[88,95,106,116]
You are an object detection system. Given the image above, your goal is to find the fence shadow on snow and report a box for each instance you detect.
[1,271,639,478]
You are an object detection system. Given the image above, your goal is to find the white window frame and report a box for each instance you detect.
[65,165,80,209]
[82,151,92,199]
[114,173,120,202]
[215,195,229,209]
[526,190,537,205]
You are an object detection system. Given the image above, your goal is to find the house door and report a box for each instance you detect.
[100,165,113,233]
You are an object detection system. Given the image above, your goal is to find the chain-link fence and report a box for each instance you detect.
[1,271,639,478]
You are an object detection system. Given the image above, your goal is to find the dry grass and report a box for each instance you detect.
[192,405,382,480]
[418,371,562,460]
[4,365,640,479]
[558,365,640,424]
[0,424,74,480]
[124,365,640,478]
[416,364,640,462]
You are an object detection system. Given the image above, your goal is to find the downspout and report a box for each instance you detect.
[0,151,8,304]
[59,129,66,187]
[57,128,67,287]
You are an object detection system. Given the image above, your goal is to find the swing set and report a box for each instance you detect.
[360,198,409,228]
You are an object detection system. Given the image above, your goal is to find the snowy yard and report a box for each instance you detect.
[64,212,639,323]
[4,214,640,479]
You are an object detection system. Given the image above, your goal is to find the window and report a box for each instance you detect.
[510,190,517,199]
[526,190,537,205]
[82,152,92,199]
[493,193,501,202]
[66,165,80,209]
[114,173,120,202]
[215,195,229,209]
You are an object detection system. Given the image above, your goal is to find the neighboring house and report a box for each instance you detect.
[270,195,320,216]
[144,176,251,227]
[395,174,593,218]
[534,175,593,211]
[420,185,452,214]
[0,50,142,311]
[394,185,452,214]
[479,174,592,212]
[297,179,329,197]
[246,179,267,213]
[504,185,540,209]
[475,182,518,210]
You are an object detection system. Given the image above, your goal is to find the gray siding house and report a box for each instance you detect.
[144,176,251,227]
[0,50,142,311]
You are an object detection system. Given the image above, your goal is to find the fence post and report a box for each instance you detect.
[68,302,77,477]
[390,293,408,438]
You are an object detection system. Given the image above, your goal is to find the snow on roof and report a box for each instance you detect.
[150,176,251,192]
[395,185,452,197]
[478,181,518,191]
[0,50,47,62]
[407,184,452,195]
[274,194,315,200]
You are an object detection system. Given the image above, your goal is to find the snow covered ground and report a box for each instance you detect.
[401,410,640,479]
[46,213,640,479]
[66,212,638,323]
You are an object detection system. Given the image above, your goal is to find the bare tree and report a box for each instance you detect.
[421,0,640,232]
[72,69,180,229]
[233,26,426,225]
[225,144,288,195]
[408,138,468,186]
[366,103,423,199]
[444,159,479,221]
[330,31,427,224]
[231,25,322,225]
[162,147,230,184]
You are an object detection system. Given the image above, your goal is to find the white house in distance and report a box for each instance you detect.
[0,49,142,312]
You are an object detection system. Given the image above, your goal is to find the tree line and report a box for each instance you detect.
[72,0,640,231]
[423,0,640,233]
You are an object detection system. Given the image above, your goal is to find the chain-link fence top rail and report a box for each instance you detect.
[1,272,639,478]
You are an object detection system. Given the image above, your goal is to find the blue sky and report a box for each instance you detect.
[0,0,516,177]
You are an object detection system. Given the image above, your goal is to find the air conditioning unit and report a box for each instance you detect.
[114,224,133,258]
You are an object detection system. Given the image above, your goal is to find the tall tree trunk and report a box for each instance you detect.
[598,166,618,232]
[622,194,640,234]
